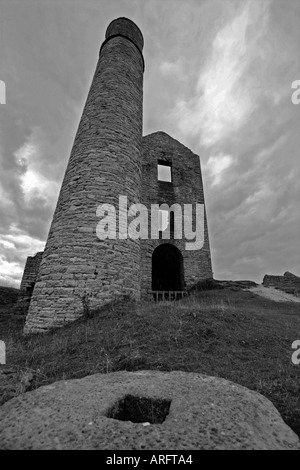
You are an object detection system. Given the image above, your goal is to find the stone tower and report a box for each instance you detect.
[24,17,213,334]
[24,18,144,333]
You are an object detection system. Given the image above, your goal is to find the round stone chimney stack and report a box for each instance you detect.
[24,18,144,333]
[105,17,144,53]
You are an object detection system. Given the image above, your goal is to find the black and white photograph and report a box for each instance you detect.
[0,0,299,453]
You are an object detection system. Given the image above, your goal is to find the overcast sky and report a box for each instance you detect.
[0,0,299,287]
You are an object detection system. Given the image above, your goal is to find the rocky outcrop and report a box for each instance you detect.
[0,371,298,450]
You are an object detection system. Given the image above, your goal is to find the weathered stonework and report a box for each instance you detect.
[0,371,299,450]
[24,17,213,334]
[14,252,43,315]
[263,272,300,296]
[141,132,212,299]
[24,18,144,333]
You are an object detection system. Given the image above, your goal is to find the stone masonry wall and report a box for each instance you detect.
[24,18,144,333]
[14,252,43,315]
[263,272,300,296]
[141,132,213,298]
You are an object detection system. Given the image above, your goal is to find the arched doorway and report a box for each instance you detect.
[152,244,184,291]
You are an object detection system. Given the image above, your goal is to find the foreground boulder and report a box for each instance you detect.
[0,371,299,450]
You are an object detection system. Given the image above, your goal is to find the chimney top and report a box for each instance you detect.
[105,17,144,53]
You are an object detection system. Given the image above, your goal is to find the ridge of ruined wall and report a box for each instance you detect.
[262,272,300,296]
[14,252,44,315]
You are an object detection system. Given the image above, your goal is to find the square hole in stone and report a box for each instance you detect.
[105,395,171,424]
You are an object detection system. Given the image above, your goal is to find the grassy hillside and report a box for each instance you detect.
[0,286,19,312]
[0,288,300,437]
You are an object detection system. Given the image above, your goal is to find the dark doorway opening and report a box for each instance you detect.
[152,244,184,291]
